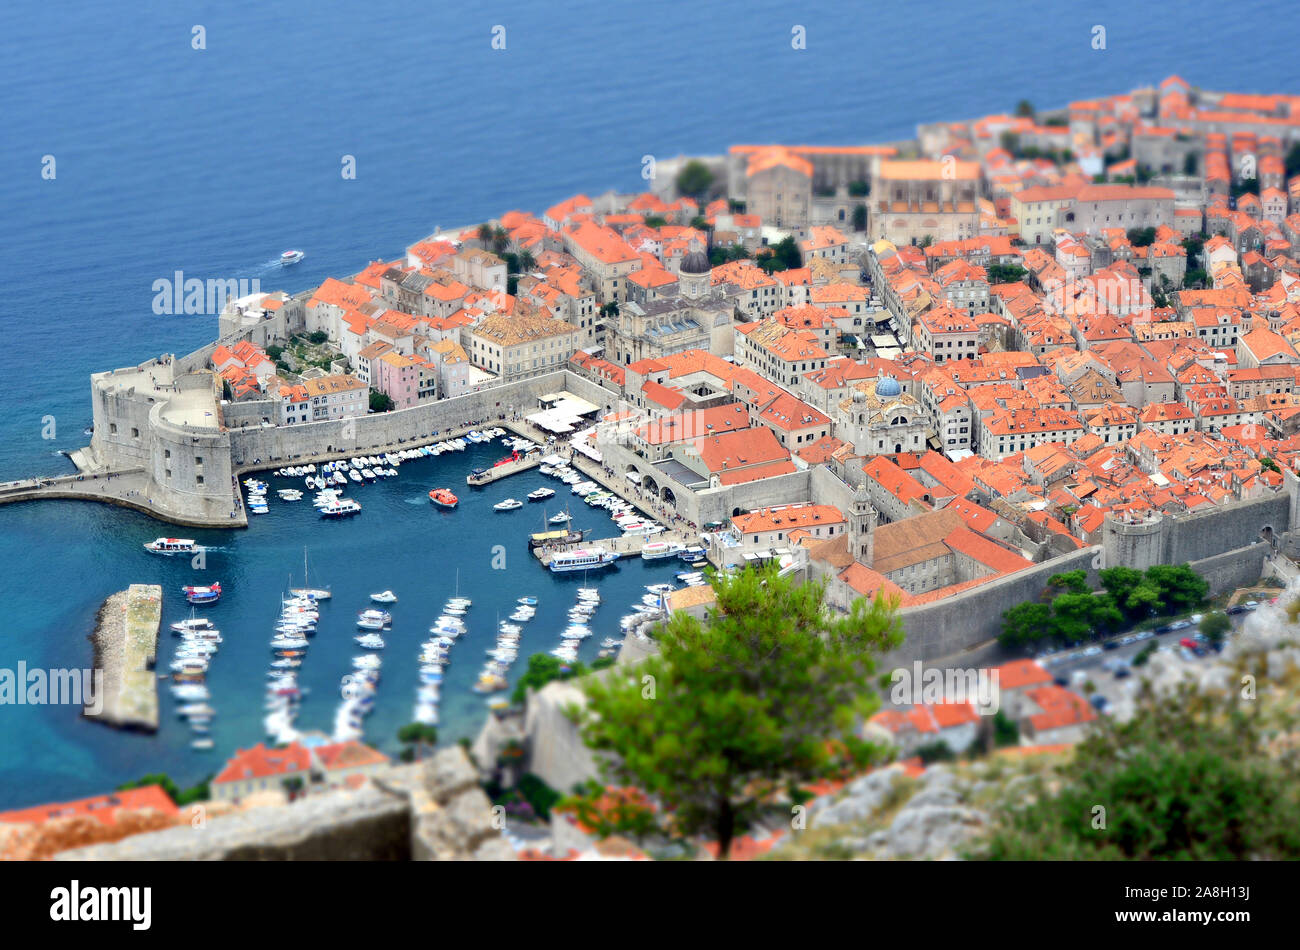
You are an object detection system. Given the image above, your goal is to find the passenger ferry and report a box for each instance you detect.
[429,488,458,508]
[280,249,305,265]
[548,548,620,573]
[320,498,362,518]
[640,541,684,560]
[144,537,198,556]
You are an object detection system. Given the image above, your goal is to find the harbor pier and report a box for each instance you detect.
[85,584,162,732]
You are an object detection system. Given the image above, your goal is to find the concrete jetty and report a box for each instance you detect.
[85,584,161,732]
[465,452,542,486]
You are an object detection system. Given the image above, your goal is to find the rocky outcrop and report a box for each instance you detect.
[801,764,989,860]
[54,746,513,861]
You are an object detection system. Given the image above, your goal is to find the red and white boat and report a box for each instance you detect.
[428,488,458,508]
[183,583,222,605]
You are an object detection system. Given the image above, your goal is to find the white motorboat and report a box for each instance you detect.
[280,249,305,265]
[528,487,555,501]
[370,590,398,603]
[494,498,524,511]
[549,511,572,524]
[355,633,386,649]
[171,617,214,633]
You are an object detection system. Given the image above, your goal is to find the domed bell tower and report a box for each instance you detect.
[678,238,711,300]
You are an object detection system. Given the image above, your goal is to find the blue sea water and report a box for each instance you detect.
[0,0,1296,808]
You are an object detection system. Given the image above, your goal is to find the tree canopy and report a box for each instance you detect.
[675,160,714,199]
[571,562,903,858]
[977,684,1300,859]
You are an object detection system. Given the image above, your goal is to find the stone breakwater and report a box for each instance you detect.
[85,584,160,732]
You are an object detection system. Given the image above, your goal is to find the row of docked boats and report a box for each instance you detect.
[550,587,600,665]
[243,477,269,515]
[335,598,391,741]
[169,612,222,750]
[264,585,325,743]
[415,592,472,722]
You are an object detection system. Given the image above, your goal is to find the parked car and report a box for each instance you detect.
[1190,613,1204,624]
[1102,639,1120,651]
[1053,675,1069,687]
[1081,646,1103,657]
[1134,630,1155,641]
[1244,600,1258,607]
[1154,624,1174,634]
[1179,637,1199,650]
[1167,620,1193,631]
[1226,605,1249,615]
[1090,695,1110,710]
[1114,665,1131,679]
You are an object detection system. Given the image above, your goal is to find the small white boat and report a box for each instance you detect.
[549,511,572,524]
[280,249,305,265]
[171,617,214,633]
[494,498,524,511]
[355,633,386,650]
[370,590,398,603]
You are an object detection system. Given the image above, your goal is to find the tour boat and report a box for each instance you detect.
[370,590,398,603]
[517,596,538,606]
[429,488,458,508]
[183,583,222,604]
[549,548,619,573]
[280,249,305,265]
[549,511,571,524]
[320,498,362,518]
[145,537,198,556]
[493,498,523,511]
[528,487,555,501]
[640,541,683,560]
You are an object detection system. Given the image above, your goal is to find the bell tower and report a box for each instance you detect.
[848,482,877,565]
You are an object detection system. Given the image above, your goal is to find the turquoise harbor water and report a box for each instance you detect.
[1,0,1298,807]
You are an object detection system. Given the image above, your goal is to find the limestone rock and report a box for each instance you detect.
[884,804,986,859]
[811,766,903,828]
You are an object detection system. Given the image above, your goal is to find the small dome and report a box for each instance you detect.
[680,250,711,275]
[875,375,902,398]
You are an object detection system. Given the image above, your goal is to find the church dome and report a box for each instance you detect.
[680,249,711,275]
[875,374,902,398]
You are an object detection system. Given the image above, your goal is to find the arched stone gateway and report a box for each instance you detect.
[642,475,659,495]
[661,486,676,506]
